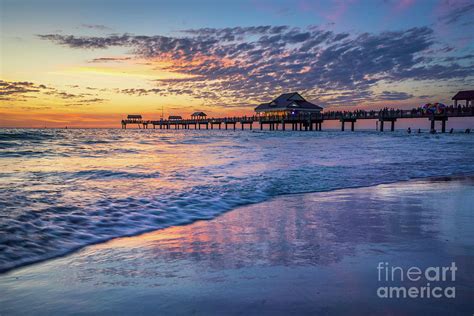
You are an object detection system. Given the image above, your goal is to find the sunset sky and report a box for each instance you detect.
[1,0,473,127]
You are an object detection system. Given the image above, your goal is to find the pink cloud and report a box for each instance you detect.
[394,0,416,12]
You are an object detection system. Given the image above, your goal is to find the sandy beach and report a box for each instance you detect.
[1,176,473,315]
[3,1,474,314]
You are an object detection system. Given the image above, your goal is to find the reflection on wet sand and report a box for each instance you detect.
[74,178,470,279]
[0,177,473,315]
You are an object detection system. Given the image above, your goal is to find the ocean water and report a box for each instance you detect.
[1,128,474,273]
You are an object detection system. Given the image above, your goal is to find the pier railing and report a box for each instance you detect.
[121,105,474,133]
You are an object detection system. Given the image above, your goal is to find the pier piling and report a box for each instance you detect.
[121,103,473,133]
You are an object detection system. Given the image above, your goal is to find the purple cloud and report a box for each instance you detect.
[38,25,474,106]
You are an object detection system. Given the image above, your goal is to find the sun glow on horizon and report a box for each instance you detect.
[1,0,473,127]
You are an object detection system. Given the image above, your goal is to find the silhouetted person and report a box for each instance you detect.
[417,128,421,133]
[407,127,411,134]
[466,128,471,134]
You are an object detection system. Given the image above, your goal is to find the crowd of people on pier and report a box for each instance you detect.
[143,102,473,133]
[199,103,474,122]
[322,103,474,120]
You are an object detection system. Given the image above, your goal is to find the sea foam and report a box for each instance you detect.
[1,128,474,272]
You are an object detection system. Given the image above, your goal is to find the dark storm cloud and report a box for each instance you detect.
[38,25,474,105]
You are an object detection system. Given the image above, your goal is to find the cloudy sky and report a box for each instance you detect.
[1,0,473,127]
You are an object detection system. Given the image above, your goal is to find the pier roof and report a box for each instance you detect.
[255,92,322,113]
[127,114,142,119]
[452,90,474,100]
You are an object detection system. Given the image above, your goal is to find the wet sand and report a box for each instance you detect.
[1,176,473,315]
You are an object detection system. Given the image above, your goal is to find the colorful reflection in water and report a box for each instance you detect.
[1,128,474,273]
[0,178,473,314]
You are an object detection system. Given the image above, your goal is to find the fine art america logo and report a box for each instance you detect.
[377,262,457,299]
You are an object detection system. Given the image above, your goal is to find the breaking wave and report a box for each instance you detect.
[1,128,474,273]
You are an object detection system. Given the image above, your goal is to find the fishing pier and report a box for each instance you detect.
[121,91,474,133]
[121,108,474,132]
